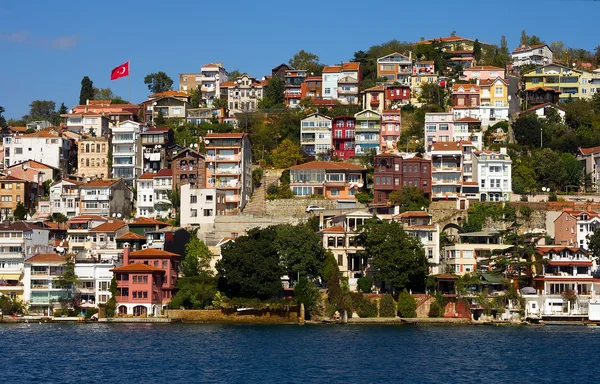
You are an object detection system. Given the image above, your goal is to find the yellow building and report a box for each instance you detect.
[523,63,600,102]
[78,136,110,180]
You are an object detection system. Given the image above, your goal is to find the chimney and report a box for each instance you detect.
[86,99,90,106]
[123,242,130,265]
[500,147,507,155]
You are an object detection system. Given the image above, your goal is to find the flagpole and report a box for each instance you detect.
[128,60,131,103]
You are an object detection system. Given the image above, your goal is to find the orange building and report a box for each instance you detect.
[0,175,29,219]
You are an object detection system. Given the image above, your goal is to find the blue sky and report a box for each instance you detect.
[1,0,599,119]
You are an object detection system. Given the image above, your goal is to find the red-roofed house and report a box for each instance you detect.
[511,44,553,68]
[376,52,412,85]
[288,161,365,199]
[140,91,191,125]
[70,100,141,126]
[285,69,307,108]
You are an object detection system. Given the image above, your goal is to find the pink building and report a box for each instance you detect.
[424,112,455,147]
[461,66,505,82]
[111,244,180,316]
[380,110,401,152]
[331,116,356,160]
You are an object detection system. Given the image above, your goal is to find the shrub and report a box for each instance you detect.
[355,192,373,205]
[352,293,377,318]
[519,205,533,218]
[252,168,263,187]
[379,294,396,317]
[357,276,373,293]
[397,289,417,318]
[548,192,558,202]
[428,300,443,318]
[266,183,279,195]
[294,277,321,313]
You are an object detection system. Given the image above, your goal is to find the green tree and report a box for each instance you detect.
[294,276,320,314]
[388,186,430,213]
[189,85,202,107]
[272,138,303,168]
[397,289,417,317]
[165,189,180,213]
[512,162,538,195]
[418,82,447,108]
[0,295,26,316]
[500,35,509,56]
[27,100,57,124]
[49,212,69,223]
[550,41,565,61]
[379,294,397,317]
[587,228,600,264]
[212,97,228,110]
[93,87,114,100]
[79,76,94,105]
[528,35,544,46]
[13,202,27,220]
[0,106,7,133]
[154,109,166,126]
[473,39,482,62]
[216,227,284,299]
[275,223,326,283]
[227,69,243,80]
[289,49,324,75]
[144,72,173,94]
[169,275,217,309]
[258,76,285,109]
[520,30,528,46]
[181,237,213,277]
[560,152,584,189]
[513,113,542,146]
[105,275,118,317]
[359,219,429,292]
[55,259,79,313]
[322,250,339,282]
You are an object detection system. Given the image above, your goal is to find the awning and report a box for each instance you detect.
[481,273,505,285]
[67,219,88,224]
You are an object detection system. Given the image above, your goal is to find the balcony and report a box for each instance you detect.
[225,195,240,203]
[370,99,380,107]
[432,166,461,172]
[432,179,462,185]
[301,138,316,144]
[206,154,240,162]
[355,124,379,132]
[210,168,240,175]
[355,137,379,144]
[0,252,24,260]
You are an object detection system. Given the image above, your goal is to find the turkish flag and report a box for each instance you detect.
[110,62,129,80]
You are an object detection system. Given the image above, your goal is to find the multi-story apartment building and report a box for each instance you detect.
[392,211,441,274]
[377,52,412,85]
[49,179,83,218]
[380,110,401,152]
[23,253,70,315]
[180,184,226,229]
[79,179,132,218]
[62,112,109,137]
[411,61,438,103]
[451,84,481,109]
[0,221,50,302]
[111,120,143,186]
[140,127,174,173]
[172,148,205,190]
[385,84,412,107]
[288,161,365,199]
[0,175,29,220]
[300,113,332,156]
[479,77,509,126]
[373,152,432,204]
[320,211,374,287]
[461,66,505,82]
[441,230,511,276]
[73,256,115,308]
[136,169,173,218]
[523,63,600,102]
[284,70,307,108]
[301,76,323,99]
[221,75,266,116]
[552,209,598,248]
[331,116,356,160]
[78,136,110,180]
[354,110,381,155]
[337,74,361,105]
[66,215,108,255]
[200,63,228,106]
[511,44,553,69]
[430,141,464,200]
[3,130,72,174]
[179,72,202,94]
[424,112,454,148]
[321,63,361,104]
[577,146,600,191]
[362,85,385,114]
[472,148,512,202]
[205,133,253,213]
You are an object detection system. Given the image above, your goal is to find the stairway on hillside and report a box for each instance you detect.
[242,172,280,216]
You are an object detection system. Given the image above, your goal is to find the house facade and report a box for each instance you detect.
[221,75,266,115]
[288,161,365,199]
[79,179,131,218]
[377,52,412,85]
[511,44,553,68]
[180,184,226,228]
[49,179,82,218]
[380,110,401,152]
[523,64,600,102]
[472,149,512,202]
[332,116,356,160]
[300,113,332,156]
[354,110,381,156]
[78,136,110,180]
[172,148,205,190]
[373,153,432,204]
[3,130,72,174]
[111,120,143,186]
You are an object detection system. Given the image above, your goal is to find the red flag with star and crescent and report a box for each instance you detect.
[110,62,129,80]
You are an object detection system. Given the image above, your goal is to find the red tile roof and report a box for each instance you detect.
[289,161,364,171]
[82,178,121,188]
[150,90,189,98]
[431,141,465,151]
[579,146,600,156]
[130,217,170,226]
[394,211,431,218]
[129,248,180,258]
[89,220,127,233]
[451,84,480,92]
[512,44,547,53]
[455,117,481,123]
[342,62,360,71]
[111,263,165,273]
[464,65,504,71]
[0,221,45,231]
[206,133,246,139]
[155,169,173,177]
[139,173,155,180]
[323,65,342,73]
[26,253,69,263]
[525,102,565,113]
[117,231,147,241]
[320,225,345,233]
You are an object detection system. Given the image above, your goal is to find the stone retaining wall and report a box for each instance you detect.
[166,308,300,323]
[266,198,366,217]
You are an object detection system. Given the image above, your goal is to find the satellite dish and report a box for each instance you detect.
[261,77,266,81]
[22,164,28,170]
[205,139,210,145]
[117,213,122,218]
[87,177,91,182]
[112,213,117,218]
[173,151,177,155]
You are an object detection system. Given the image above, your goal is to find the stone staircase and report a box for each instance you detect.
[242,172,280,216]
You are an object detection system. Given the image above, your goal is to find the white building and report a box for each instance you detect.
[61,112,109,137]
[180,184,226,231]
[49,179,82,218]
[221,75,266,116]
[3,130,71,174]
[300,113,332,156]
[441,231,511,276]
[511,44,553,68]
[392,211,441,275]
[201,63,228,107]
[136,169,173,218]
[472,148,512,202]
[23,253,70,316]
[74,259,116,308]
[576,213,600,250]
[111,120,143,186]
[79,179,132,218]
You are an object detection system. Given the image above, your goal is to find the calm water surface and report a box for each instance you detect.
[0,322,597,383]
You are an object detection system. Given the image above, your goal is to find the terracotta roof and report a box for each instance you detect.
[117,231,146,241]
[5,160,58,171]
[130,217,170,226]
[446,50,474,54]
[546,260,592,266]
[464,66,504,71]
[394,211,431,218]
[363,85,385,92]
[155,169,172,177]
[455,117,481,123]
[150,90,189,98]
[43,222,67,230]
[579,146,600,156]
[9,126,27,132]
[0,175,26,182]
[111,263,165,273]
[342,62,360,71]
[524,87,561,93]
[53,238,68,247]
[82,178,121,188]
[430,141,465,151]
[22,130,61,138]
[320,225,345,233]
[88,100,112,105]
[26,253,69,264]
[414,36,475,45]
[220,81,235,87]
[323,65,342,73]
[289,161,364,171]
[452,84,480,92]
[535,246,589,255]
[526,102,565,113]
[142,127,171,133]
[0,221,45,231]
[129,248,180,258]
[139,173,155,180]
[89,220,127,233]
[405,225,436,230]
[479,78,508,86]
[512,44,547,53]
[68,215,107,223]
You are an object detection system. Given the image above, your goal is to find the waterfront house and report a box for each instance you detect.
[392,211,440,274]
[440,230,511,276]
[22,253,70,316]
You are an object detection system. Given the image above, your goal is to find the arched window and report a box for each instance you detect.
[85,144,90,152]
[86,159,90,167]
[102,158,106,166]
[81,158,85,164]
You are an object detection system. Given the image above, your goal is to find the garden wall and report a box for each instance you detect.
[166,308,300,323]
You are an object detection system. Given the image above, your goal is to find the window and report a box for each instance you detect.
[190,209,197,217]
[324,88,331,95]
[203,209,213,217]
[330,189,340,196]
[206,195,213,202]
[190,195,197,204]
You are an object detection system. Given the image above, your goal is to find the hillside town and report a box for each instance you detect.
[4,32,600,323]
